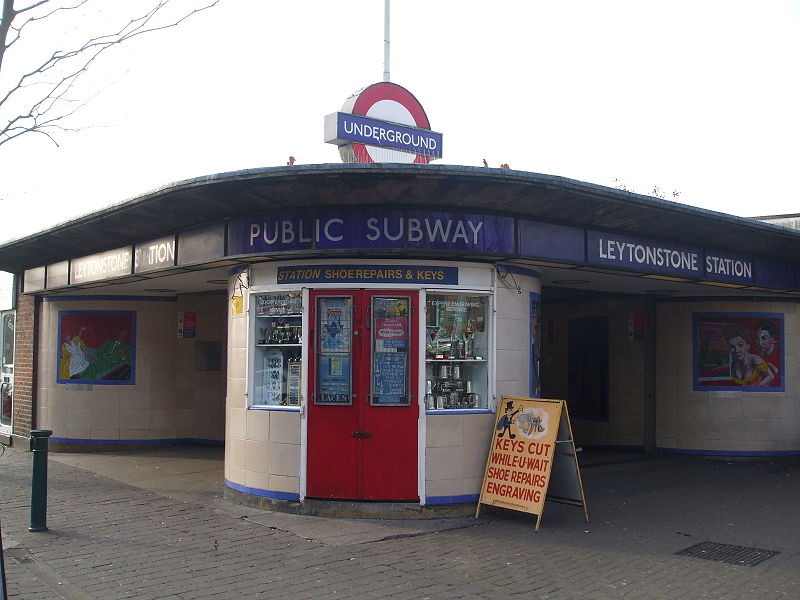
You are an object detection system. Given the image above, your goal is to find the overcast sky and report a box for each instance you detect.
[1,0,798,245]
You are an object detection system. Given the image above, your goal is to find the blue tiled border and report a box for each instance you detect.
[49,437,223,446]
[426,409,493,415]
[658,447,800,457]
[425,493,479,505]
[224,478,300,502]
[44,296,177,302]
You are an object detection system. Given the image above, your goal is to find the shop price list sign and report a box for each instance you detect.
[477,397,588,531]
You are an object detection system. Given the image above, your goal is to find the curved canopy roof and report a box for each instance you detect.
[0,163,796,274]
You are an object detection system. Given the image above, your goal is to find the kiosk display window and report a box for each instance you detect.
[425,294,489,410]
[252,292,302,406]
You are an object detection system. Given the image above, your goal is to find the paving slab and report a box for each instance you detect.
[0,446,797,599]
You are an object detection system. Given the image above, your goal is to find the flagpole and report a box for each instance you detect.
[383,0,390,82]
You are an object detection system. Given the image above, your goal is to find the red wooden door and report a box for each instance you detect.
[307,289,419,501]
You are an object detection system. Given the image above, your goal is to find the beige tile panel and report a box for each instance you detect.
[268,411,301,444]
[227,437,247,472]
[226,376,246,408]
[245,409,270,442]
[426,446,466,481]
[91,408,120,430]
[462,476,484,496]
[192,408,222,429]
[770,398,797,420]
[426,415,463,447]
[463,413,494,447]
[734,418,772,442]
[195,389,225,409]
[769,418,799,441]
[44,406,67,434]
[496,379,528,399]
[495,349,528,384]
[149,410,177,429]
[64,393,92,411]
[118,389,151,410]
[269,475,299,494]
[705,419,736,441]
[741,397,771,419]
[228,347,248,378]
[228,317,248,350]
[244,439,269,474]
[772,440,800,452]
[463,446,488,479]
[228,406,247,439]
[495,317,528,351]
[91,428,120,441]
[657,415,678,439]
[91,394,120,412]
[676,396,709,419]
[656,396,678,418]
[425,478,463,498]
[244,470,270,491]
[269,442,300,477]
[707,397,743,419]
[226,466,245,486]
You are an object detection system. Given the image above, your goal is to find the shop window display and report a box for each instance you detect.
[425,294,489,410]
[252,292,303,406]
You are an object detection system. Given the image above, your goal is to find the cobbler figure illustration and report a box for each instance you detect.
[497,400,521,439]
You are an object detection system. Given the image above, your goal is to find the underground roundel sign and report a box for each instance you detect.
[324,82,443,164]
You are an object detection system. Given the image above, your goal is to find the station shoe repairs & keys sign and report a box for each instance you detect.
[477,397,588,531]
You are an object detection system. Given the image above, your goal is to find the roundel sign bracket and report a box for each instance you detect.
[324,82,443,164]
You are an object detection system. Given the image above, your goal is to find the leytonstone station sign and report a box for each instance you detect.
[324,82,442,163]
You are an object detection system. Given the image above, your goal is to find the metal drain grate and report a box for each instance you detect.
[676,541,779,567]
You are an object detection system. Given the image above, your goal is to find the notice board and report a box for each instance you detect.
[476,396,588,531]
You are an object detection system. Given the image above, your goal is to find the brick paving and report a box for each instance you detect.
[1,447,799,599]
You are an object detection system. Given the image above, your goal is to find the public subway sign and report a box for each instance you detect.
[587,230,754,285]
[227,209,516,256]
[276,265,458,285]
[324,112,443,159]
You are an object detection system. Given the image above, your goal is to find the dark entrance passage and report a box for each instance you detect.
[567,315,609,421]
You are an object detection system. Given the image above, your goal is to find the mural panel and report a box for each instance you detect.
[57,311,136,385]
[693,313,783,391]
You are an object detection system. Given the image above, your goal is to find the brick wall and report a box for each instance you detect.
[13,292,35,438]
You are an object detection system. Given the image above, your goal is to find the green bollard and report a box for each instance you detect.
[29,430,53,532]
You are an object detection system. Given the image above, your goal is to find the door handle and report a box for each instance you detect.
[351,431,372,439]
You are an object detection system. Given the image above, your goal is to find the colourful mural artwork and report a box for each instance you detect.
[694,313,783,391]
[58,311,136,384]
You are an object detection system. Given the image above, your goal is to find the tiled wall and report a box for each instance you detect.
[495,272,540,398]
[425,413,494,499]
[540,295,800,454]
[656,300,800,453]
[37,294,226,445]
[224,271,301,496]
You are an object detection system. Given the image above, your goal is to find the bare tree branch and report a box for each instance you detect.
[0,0,221,147]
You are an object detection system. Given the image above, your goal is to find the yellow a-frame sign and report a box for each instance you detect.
[476,397,588,531]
